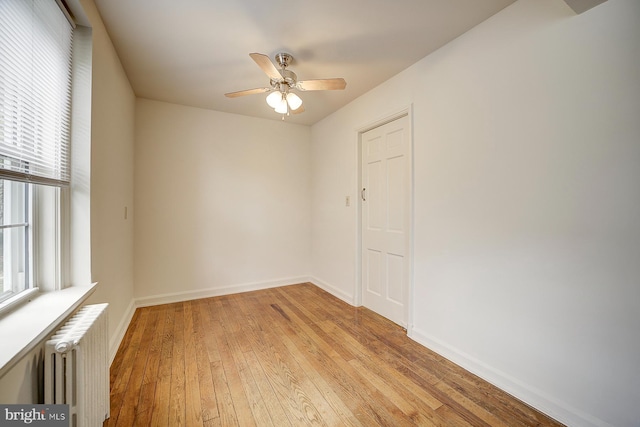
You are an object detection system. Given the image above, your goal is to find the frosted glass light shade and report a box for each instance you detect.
[286,92,303,110]
[266,91,283,108]
[274,98,288,114]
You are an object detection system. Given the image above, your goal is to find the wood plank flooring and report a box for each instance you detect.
[105,283,565,426]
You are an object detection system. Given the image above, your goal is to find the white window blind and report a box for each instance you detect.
[0,0,73,187]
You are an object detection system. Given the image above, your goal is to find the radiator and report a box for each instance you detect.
[45,303,110,427]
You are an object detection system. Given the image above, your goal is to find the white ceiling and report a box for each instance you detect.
[92,0,516,125]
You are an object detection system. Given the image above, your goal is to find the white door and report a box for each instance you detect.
[361,115,411,327]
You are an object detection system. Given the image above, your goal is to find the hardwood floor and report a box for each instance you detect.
[105,283,564,426]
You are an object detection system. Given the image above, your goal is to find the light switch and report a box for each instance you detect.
[345,196,351,207]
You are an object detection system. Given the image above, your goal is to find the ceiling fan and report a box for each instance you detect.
[225,52,347,118]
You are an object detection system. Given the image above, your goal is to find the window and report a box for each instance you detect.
[0,0,74,312]
[0,179,32,304]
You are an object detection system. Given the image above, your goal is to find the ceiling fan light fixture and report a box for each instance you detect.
[266,91,283,109]
[225,52,347,119]
[286,92,303,111]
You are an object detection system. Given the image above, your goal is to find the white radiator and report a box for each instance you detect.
[45,303,110,427]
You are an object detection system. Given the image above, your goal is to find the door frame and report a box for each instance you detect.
[355,105,414,332]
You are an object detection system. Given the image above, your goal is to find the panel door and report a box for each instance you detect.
[361,115,410,327]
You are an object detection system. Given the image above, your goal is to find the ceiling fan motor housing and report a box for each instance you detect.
[280,69,297,87]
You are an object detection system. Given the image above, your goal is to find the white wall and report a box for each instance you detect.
[0,346,43,404]
[310,0,640,426]
[80,0,137,357]
[134,100,312,304]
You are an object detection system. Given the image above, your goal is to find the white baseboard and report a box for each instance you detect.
[109,298,136,366]
[308,276,356,305]
[134,276,313,308]
[409,327,613,427]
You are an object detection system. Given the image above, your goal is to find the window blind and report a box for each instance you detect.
[0,0,73,187]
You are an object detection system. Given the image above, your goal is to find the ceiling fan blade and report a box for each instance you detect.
[224,87,270,98]
[291,104,305,115]
[297,78,346,91]
[249,53,282,80]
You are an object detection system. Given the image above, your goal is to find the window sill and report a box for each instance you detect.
[0,288,40,315]
[0,283,98,379]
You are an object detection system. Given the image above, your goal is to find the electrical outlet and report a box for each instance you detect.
[345,196,351,207]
